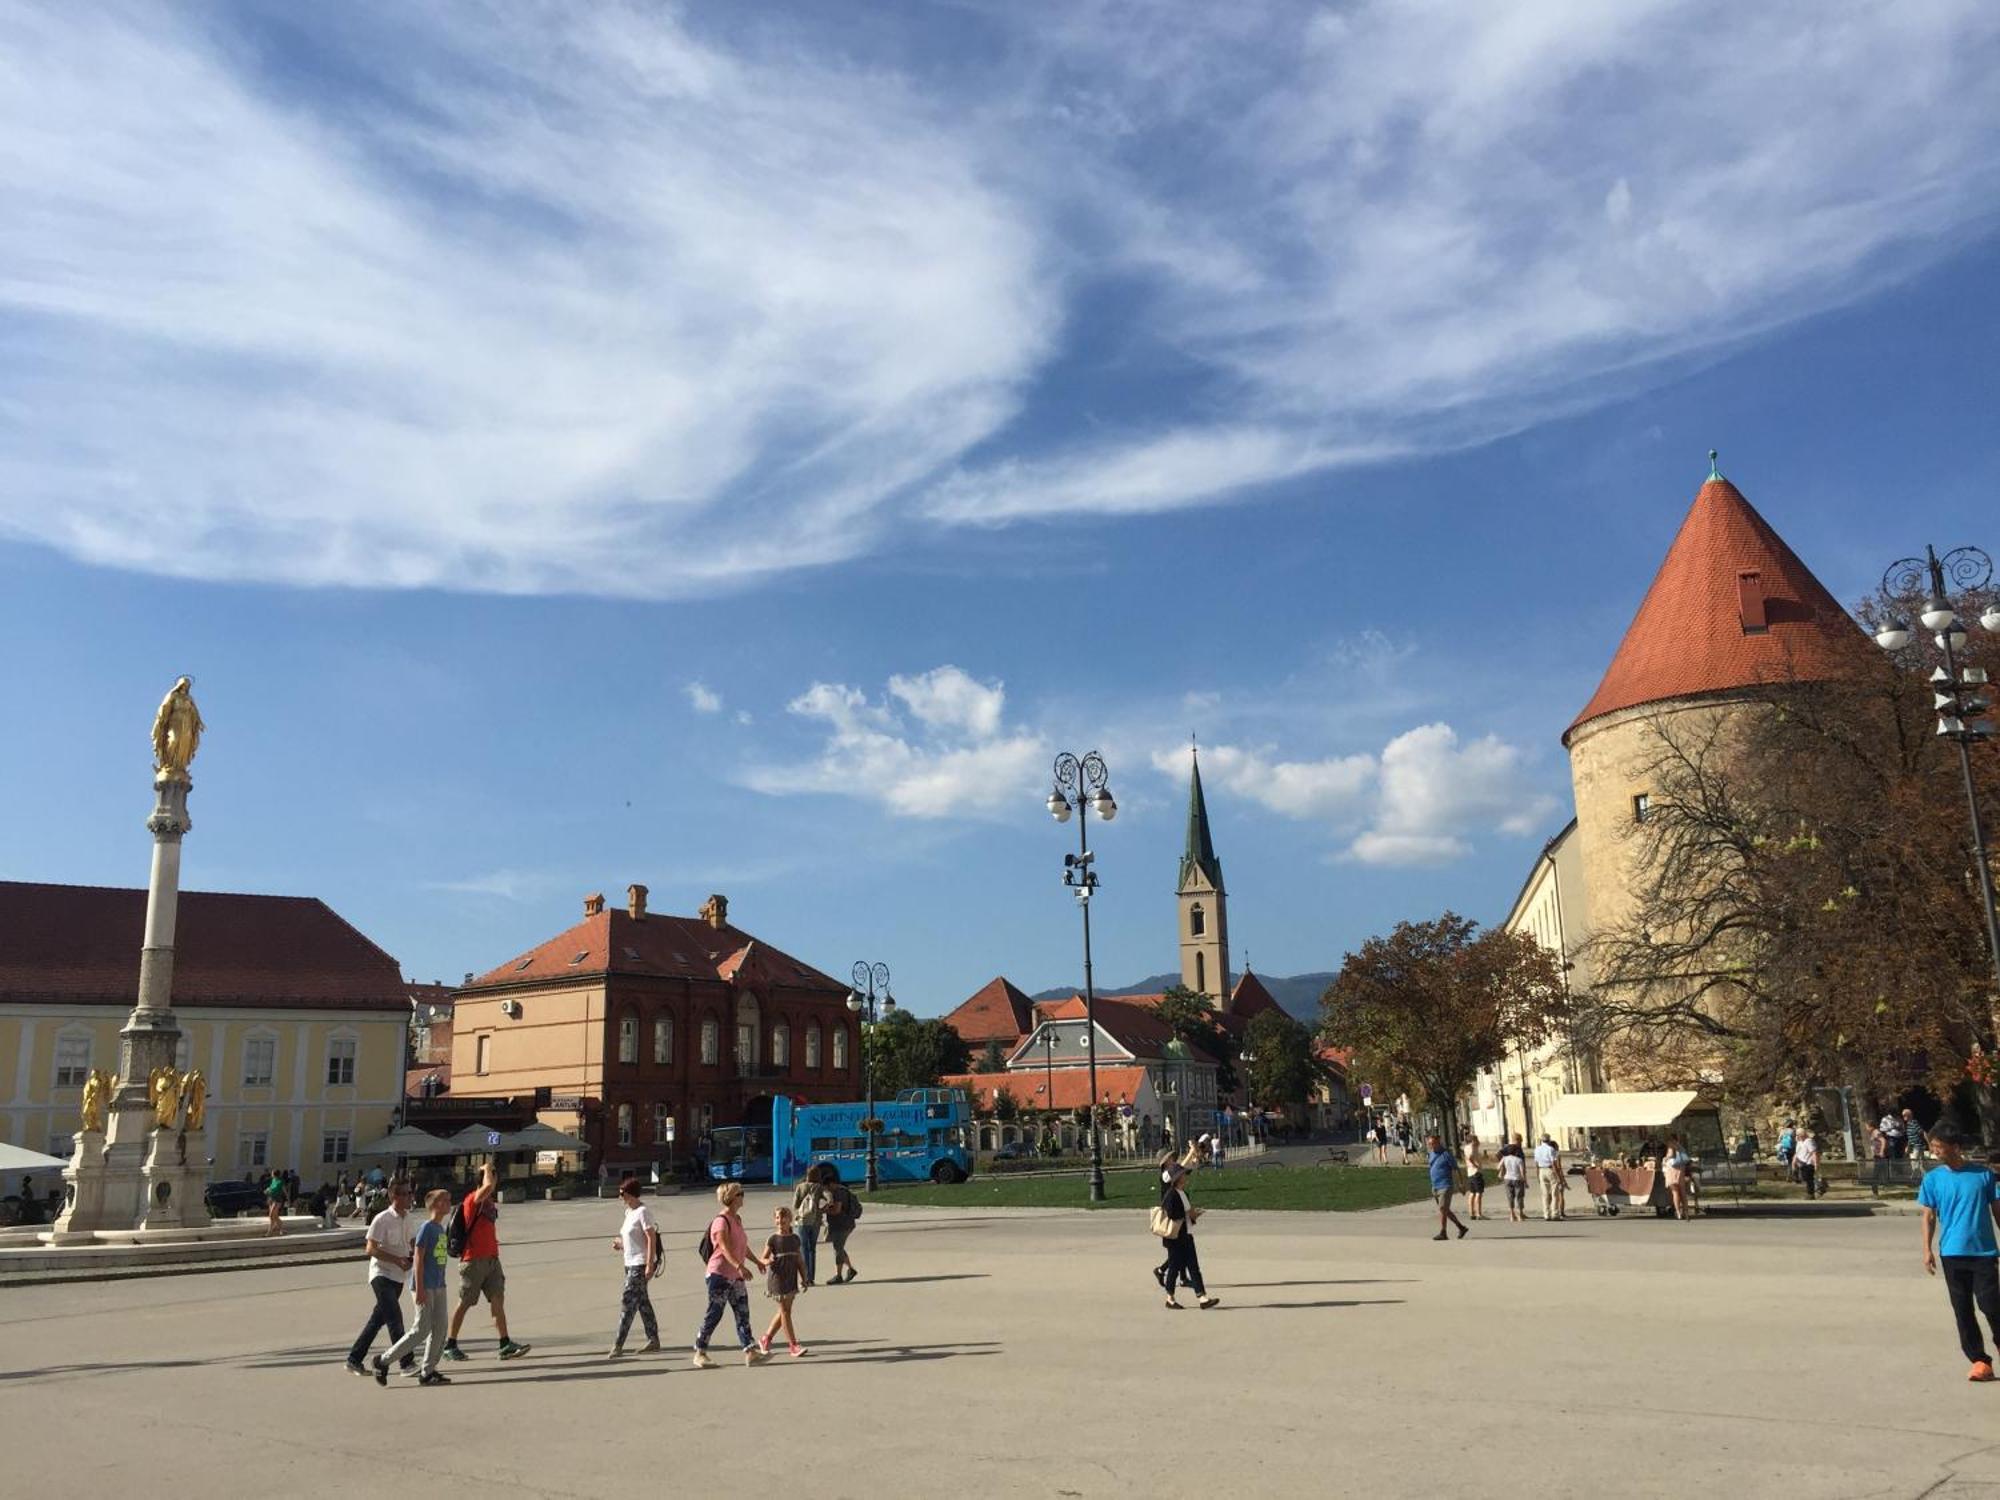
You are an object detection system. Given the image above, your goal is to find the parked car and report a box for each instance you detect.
[992,1142,1030,1162]
[204,1180,267,1218]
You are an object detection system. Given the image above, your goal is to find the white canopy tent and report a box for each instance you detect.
[354,1125,462,1158]
[498,1122,589,1155]
[1540,1091,1702,1132]
[0,1142,69,1172]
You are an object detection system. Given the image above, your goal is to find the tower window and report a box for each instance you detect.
[1190,903,1205,937]
[1195,951,1207,994]
[1633,793,1653,823]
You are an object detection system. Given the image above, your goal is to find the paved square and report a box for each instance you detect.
[3,1187,1994,1498]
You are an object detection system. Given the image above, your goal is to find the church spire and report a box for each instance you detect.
[1180,745,1224,893]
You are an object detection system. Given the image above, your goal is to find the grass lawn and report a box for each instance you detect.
[859,1164,1434,1212]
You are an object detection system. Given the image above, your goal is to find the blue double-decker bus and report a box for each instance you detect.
[707,1088,973,1186]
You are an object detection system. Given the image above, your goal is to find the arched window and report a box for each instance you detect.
[700,1018,720,1065]
[1190,903,1205,937]
[832,1026,849,1071]
[772,1022,791,1068]
[734,993,761,1075]
[653,1017,673,1065]
[805,1022,822,1068]
[617,1014,638,1065]
[1195,951,1207,994]
[616,1102,634,1147]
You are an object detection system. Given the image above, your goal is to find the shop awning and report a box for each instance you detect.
[1540,1090,1702,1131]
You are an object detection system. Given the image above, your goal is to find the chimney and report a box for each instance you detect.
[583,892,606,917]
[700,893,729,929]
[627,884,649,920]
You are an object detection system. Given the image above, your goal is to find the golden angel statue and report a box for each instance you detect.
[147,1066,183,1130]
[180,1069,207,1133]
[79,1068,112,1134]
[151,676,205,783]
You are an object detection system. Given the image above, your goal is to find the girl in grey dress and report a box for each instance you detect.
[759,1204,810,1358]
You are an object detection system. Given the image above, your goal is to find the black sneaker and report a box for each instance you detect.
[372,1356,388,1387]
[418,1371,452,1387]
[343,1360,370,1378]
[1152,1265,1168,1290]
[497,1339,531,1360]
[442,1343,467,1362]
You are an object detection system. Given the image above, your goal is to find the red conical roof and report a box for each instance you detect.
[1565,468,1865,742]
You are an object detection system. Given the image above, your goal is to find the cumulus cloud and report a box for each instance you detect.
[1154,722,1556,866]
[745,666,1045,819]
[685,682,724,714]
[3,4,1996,591]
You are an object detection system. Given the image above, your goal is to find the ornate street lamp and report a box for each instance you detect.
[846,961,894,1193]
[1876,545,2000,997]
[1046,750,1117,1203]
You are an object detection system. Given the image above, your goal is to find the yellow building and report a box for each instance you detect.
[0,882,409,1186]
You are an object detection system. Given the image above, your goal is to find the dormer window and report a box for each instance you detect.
[1633,792,1653,823]
[1737,571,1768,635]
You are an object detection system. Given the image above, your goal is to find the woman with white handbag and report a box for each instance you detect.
[1151,1160,1219,1309]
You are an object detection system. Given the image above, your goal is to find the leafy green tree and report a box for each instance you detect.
[1243,1009,1319,1117]
[862,1009,972,1096]
[972,1038,1008,1074]
[1320,911,1568,1149]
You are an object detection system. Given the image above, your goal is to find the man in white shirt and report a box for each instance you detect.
[1534,1136,1564,1221]
[345,1178,415,1377]
[1794,1129,1821,1199]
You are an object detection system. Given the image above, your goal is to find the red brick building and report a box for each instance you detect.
[449,886,858,1173]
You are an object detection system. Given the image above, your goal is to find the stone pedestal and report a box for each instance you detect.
[137,1128,211,1231]
[47,1129,109,1242]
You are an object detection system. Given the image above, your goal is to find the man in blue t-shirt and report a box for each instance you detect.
[1427,1134,1468,1242]
[1918,1125,2000,1381]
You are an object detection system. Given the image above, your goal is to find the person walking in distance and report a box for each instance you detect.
[1157,1159,1218,1309]
[607,1177,662,1359]
[1534,1134,1564,1221]
[1428,1134,1469,1241]
[1906,1109,1929,1165]
[376,1188,453,1387]
[822,1168,863,1284]
[1919,1125,2000,1381]
[264,1168,287,1237]
[1794,1126,1821,1200]
[1498,1134,1528,1223]
[693,1182,768,1368]
[1462,1133,1488,1221]
[344,1177,416,1378]
[443,1163,531,1363]
[792,1167,826,1288]
[758,1203,811,1358]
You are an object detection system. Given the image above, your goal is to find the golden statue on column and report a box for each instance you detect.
[147,1067,183,1130]
[151,677,204,785]
[79,1069,112,1134]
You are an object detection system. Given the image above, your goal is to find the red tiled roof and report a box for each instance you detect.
[1566,472,1866,740]
[406,1062,452,1096]
[0,881,406,1011]
[463,908,844,995]
[941,1066,1155,1111]
[1228,970,1283,1020]
[941,976,1038,1045]
[1037,994,1179,1053]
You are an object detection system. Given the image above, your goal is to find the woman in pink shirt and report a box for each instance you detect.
[692,1182,769,1368]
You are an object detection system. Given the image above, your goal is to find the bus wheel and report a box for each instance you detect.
[931,1161,963,1185]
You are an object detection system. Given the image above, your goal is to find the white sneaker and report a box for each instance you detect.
[691,1349,715,1369]
[744,1346,768,1366]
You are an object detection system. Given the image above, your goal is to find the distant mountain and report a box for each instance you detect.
[1030,971,1335,1024]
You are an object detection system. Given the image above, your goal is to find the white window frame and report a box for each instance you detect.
[238,1131,269,1170]
[832,1026,849,1071]
[653,1017,673,1065]
[321,1130,351,1165]
[325,1033,358,1087]
[772,1022,790,1068]
[653,1102,672,1142]
[47,1132,74,1161]
[700,1018,720,1066]
[242,1033,277,1088]
[53,1031,92,1089]
[618,1014,638,1065]
[805,1023,822,1068]
[616,1103,634,1147]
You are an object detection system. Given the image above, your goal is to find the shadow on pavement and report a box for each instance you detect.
[835,1274,990,1286]
[0,1357,206,1382]
[1215,1299,1406,1311]
[1702,1203,1878,1218]
[1223,1279,1415,1289]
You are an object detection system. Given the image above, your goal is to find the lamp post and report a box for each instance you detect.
[1875,547,2000,998]
[1046,750,1117,1203]
[846,961,894,1193]
[1039,1027,1057,1126]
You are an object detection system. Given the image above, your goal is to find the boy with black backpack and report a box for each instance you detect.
[443,1163,531,1363]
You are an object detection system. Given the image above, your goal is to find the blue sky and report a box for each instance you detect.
[5,2,2000,1014]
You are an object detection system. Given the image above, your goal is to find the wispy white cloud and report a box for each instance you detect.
[1153,720,1556,866]
[744,666,1046,820]
[3,4,1996,590]
[686,681,724,715]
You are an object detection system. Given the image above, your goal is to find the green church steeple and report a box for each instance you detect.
[1179,747,1224,893]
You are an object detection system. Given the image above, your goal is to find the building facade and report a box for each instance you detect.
[449,886,859,1173]
[0,881,408,1182]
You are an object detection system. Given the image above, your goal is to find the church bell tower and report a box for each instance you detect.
[1177,749,1230,1004]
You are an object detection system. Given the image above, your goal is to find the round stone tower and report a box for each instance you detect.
[1563,458,1866,1068]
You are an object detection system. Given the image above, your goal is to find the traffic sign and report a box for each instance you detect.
[485,1130,502,1147]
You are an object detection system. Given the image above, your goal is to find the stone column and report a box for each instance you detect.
[53,775,206,1234]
